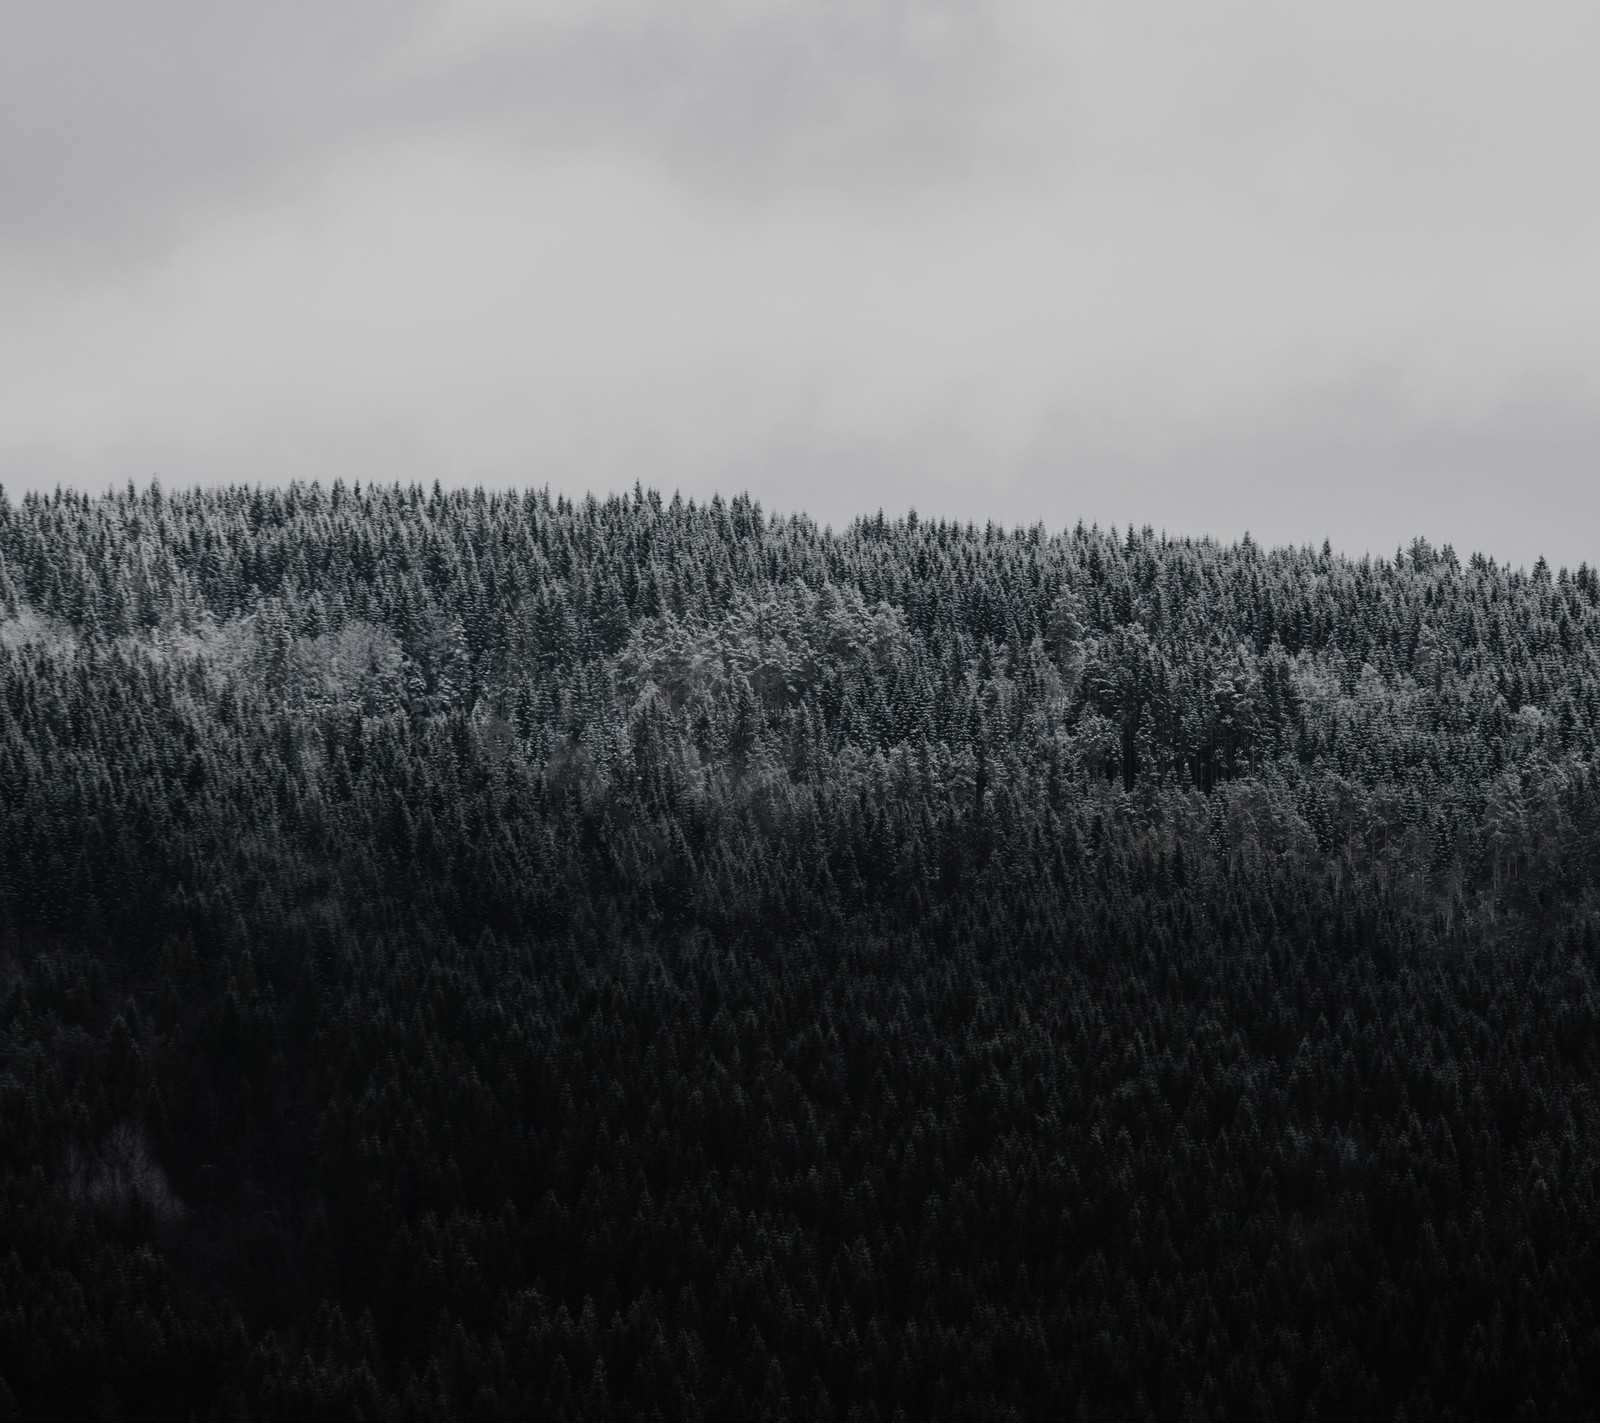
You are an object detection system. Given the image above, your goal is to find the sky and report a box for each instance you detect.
[2,1,1599,567]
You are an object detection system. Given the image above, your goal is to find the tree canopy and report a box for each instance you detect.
[2,482,1598,1420]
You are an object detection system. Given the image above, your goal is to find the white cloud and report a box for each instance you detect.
[2,2,1599,565]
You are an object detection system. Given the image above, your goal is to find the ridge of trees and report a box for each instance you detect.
[2,482,1598,1421]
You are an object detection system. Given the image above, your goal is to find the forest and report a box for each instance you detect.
[2,479,1599,1421]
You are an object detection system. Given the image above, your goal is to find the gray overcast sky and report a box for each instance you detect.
[3,1,1599,566]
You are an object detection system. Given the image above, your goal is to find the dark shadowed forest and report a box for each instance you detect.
[3,480,1599,1421]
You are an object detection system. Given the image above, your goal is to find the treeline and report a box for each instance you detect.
[2,481,1599,1421]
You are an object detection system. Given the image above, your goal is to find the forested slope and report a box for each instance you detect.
[2,481,1599,1420]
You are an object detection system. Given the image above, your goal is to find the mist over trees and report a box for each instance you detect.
[3,480,1599,1421]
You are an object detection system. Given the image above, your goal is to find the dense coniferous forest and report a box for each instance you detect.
[4,479,1600,1421]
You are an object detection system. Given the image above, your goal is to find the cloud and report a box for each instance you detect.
[0,0,1013,271]
[396,0,1018,192]
[2,2,1599,566]
[0,2,422,268]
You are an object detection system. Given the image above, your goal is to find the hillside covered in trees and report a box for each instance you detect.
[3,480,1600,1421]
